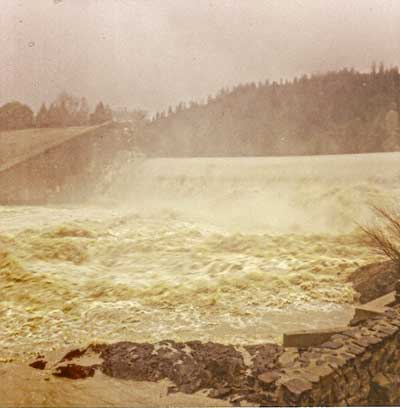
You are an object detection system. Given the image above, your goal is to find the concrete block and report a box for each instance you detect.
[283,327,348,348]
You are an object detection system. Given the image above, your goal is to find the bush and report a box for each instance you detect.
[360,205,400,265]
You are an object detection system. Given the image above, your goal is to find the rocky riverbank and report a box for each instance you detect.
[349,260,400,303]
[22,303,400,406]
[0,349,230,407]
[27,340,283,406]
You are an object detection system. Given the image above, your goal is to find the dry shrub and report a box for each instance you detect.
[360,205,400,265]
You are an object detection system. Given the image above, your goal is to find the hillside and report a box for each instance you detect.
[138,66,400,157]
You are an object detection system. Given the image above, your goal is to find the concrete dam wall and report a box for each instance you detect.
[0,122,134,204]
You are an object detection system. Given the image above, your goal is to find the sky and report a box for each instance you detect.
[1,0,400,114]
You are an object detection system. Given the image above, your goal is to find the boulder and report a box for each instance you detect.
[348,260,400,303]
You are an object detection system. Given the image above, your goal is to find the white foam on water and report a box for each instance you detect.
[1,152,400,357]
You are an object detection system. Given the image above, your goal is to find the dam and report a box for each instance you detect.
[0,122,133,204]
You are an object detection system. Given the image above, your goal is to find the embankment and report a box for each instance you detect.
[0,122,135,204]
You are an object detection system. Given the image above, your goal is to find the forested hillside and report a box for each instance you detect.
[139,65,400,156]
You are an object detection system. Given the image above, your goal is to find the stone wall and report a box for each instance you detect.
[269,306,400,406]
[0,122,135,205]
[31,305,400,406]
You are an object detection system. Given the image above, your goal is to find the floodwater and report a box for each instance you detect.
[1,153,399,360]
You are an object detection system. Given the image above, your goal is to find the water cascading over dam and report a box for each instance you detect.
[1,152,400,359]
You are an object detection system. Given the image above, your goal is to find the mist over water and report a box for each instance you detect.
[1,153,400,358]
[102,153,400,233]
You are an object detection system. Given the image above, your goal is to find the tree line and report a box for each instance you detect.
[2,64,399,156]
[140,63,400,156]
[0,93,113,131]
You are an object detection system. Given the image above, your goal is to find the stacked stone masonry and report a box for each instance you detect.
[272,306,400,406]
[34,305,400,406]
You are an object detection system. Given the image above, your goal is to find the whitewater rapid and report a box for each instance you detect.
[1,153,400,359]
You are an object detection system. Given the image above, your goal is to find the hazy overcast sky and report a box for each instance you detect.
[1,0,399,113]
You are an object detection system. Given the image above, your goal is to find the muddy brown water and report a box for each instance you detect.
[1,153,399,405]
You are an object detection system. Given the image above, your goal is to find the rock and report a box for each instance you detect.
[208,386,232,399]
[368,373,398,405]
[245,343,283,375]
[342,328,362,339]
[300,369,320,384]
[53,363,97,379]
[29,359,47,370]
[303,364,333,384]
[349,260,400,303]
[278,350,300,367]
[374,324,398,336]
[345,342,365,356]
[281,377,313,401]
[258,371,281,386]
[320,341,343,350]
[362,335,382,346]
[58,347,90,363]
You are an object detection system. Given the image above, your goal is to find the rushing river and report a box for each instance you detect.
[1,153,400,359]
